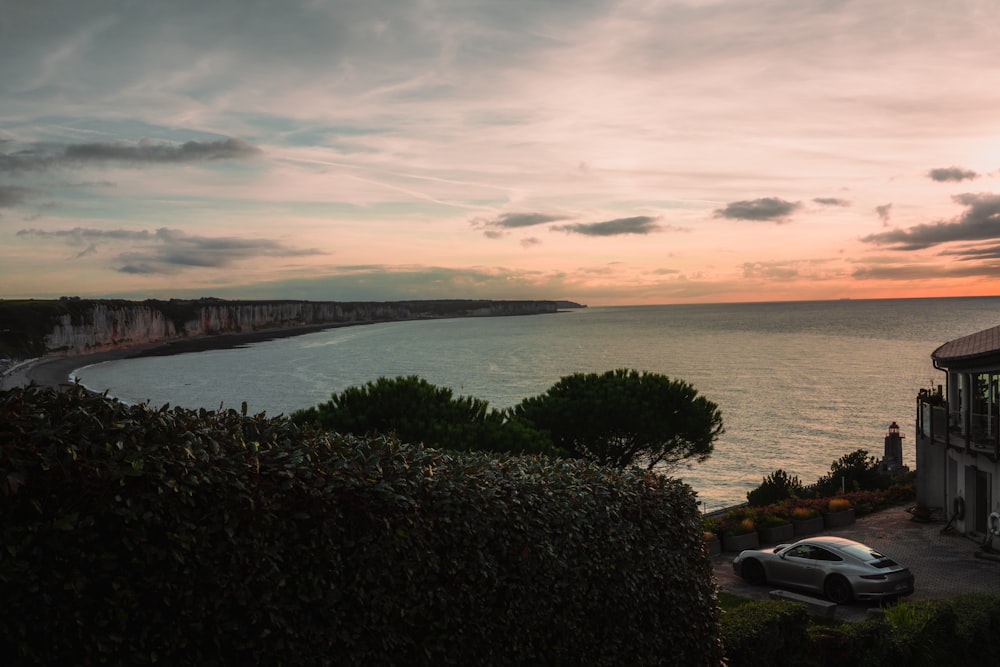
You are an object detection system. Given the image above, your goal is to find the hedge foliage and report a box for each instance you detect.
[0,384,721,665]
[719,599,811,666]
[722,593,1000,666]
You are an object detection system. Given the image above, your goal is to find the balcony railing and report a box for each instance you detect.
[917,397,1000,457]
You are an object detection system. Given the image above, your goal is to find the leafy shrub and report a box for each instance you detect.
[747,469,804,507]
[718,507,754,536]
[758,512,791,528]
[811,449,888,496]
[807,619,895,667]
[790,506,819,520]
[720,599,811,666]
[827,497,852,512]
[291,375,561,457]
[1,384,722,666]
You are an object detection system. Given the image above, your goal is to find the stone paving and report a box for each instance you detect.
[712,505,1000,621]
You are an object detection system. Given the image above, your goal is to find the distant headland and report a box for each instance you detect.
[0,297,587,364]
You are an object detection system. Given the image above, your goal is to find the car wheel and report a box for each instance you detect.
[824,575,853,604]
[741,559,766,585]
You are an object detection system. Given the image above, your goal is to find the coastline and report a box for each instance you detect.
[0,321,348,391]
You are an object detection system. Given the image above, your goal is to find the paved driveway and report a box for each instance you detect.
[712,505,1000,620]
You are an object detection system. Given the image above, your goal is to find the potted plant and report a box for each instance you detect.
[823,496,856,528]
[790,505,824,536]
[720,513,759,552]
[757,510,794,545]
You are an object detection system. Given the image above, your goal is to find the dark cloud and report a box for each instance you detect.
[713,197,801,222]
[494,212,567,228]
[73,243,99,260]
[852,260,1000,281]
[118,263,160,275]
[520,237,541,248]
[0,184,30,207]
[17,226,319,274]
[813,197,850,207]
[551,216,661,236]
[862,193,1000,251]
[928,166,979,182]
[0,138,261,173]
[17,227,153,242]
[875,203,892,225]
[940,244,1000,261]
[474,212,568,231]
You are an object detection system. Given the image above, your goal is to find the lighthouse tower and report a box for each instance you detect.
[881,421,909,475]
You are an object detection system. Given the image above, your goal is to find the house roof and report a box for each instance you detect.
[933,324,1000,364]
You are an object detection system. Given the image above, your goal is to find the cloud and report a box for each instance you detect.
[875,203,892,225]
[741,258,840,282]
[17,226,319,273]
[939,244,1000,261]
[813,197,850,207]
[0,184,30,207]
[713,198,801,222]
[17,227,154,243]
[928,166,979,182]
[520,237,542,248]
[479,212,568,229]
[862,193,1000,251]
[851,259,1000,281]
[0,138,261,173]
[742,261,799,280]
[551,216,662,236]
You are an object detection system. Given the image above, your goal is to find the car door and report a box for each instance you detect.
[798,545,842,592]
[767,544,824,593]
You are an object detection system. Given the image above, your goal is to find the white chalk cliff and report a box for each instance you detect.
[42,300,566,356]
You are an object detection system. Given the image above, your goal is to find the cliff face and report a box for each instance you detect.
[46,303,182,354]
[37,299,568,356]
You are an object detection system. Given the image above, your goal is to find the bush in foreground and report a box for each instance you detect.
[1,384,721,665]
[723,593,1000,666]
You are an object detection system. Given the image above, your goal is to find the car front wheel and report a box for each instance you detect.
[824,575,853,604]
[741,558,766,585]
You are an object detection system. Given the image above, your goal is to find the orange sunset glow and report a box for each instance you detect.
[3,1,1000,306]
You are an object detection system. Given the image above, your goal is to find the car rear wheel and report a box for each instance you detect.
[824,575,853,604]
[741,558,766,585]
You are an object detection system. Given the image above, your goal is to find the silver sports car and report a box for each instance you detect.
[732,535,915,603]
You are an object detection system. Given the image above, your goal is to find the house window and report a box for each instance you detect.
[971,373,997,440]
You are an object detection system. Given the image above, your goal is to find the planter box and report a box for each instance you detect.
[705,534,721,557]
[823,508,856,529]
[759,523,794,545]
[722,531,759,553]
[792,516,825,536]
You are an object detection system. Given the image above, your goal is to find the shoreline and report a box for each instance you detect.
[0,321,350,391]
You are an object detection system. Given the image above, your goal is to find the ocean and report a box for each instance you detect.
[73,297,1000,511]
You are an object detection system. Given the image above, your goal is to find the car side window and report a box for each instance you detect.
[786,545,813,559]
[812,547,843,562]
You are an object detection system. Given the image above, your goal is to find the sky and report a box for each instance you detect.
[3,0,1000,306]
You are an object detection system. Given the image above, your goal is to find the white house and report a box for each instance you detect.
[915,324,1000,536]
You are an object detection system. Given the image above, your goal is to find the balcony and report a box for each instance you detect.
[917,396,1000,458]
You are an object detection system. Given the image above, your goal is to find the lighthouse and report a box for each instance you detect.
[881,421,909,475]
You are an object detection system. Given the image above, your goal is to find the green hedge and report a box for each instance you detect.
[0,384,721,665]
[720,599,811,666]
[724,594,1000,666]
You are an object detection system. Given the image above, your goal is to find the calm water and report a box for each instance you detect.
[74,297,1000,510]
